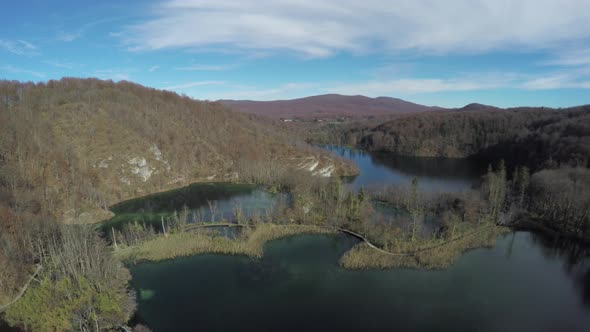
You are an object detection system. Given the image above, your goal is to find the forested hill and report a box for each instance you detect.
[0,78,353,225]
[337,104,590,169]
[0,78,358,308]
[221,94,437,119]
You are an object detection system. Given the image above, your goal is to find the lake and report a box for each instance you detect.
[129,232,590,332]
[102,182,286,231]
[103,146,483,232]
[324,145,485,191]
[123,147,590,331]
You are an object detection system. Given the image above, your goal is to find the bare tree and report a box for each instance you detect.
[207,200,218,222]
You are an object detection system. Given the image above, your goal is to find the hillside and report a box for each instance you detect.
[0,78,360,307]
[220,94,437,120]
[337,105,590,169]
[0,79,356,225]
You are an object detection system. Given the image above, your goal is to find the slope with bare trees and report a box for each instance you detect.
[0,78,356,329]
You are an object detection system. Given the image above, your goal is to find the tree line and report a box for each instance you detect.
[306,104,590,240]
[319,105,590,171]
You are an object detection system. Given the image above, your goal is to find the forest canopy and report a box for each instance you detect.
[328,105,590,170]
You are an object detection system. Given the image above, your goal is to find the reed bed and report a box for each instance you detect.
[340,224,507,270]
[116,223,335,262]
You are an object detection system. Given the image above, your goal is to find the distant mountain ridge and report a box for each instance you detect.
[220,94,439,119]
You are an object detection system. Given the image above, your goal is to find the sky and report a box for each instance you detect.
[1,0,590,108]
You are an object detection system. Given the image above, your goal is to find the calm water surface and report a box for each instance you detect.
[325,145,484,191]
[102,182,284,231]
[129,232,590,332]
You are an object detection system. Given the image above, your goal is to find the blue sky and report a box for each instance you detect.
[2,0,590,107]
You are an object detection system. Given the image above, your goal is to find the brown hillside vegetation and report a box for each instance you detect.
[339,105,590,169]
[0,78,354,224]
[0,78,355,311]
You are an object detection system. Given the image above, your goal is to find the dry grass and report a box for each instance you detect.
[340,224,507,270]
[115,223,335,262]
[116,221,508,270]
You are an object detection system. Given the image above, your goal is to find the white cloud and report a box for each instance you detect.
[543,48,590,67]
[224,83,314,100]
[0,65,45,78]
[196,76,508,101]
[175,64,235,71]
[57,17,128,42]
[57,31,82,42]
[44,60,79,69]
[162,81,226,90]
[187,82,315,100]
[17,40,37,50]
[197,71,590,101]
[124,0,590,57]
[94,69,133,81]
[0,39,39,56]
[149,65,160,72]
[324,78,501,96]
[521,73,590,90]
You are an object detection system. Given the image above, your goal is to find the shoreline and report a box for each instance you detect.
[511,215,590,246]
[115,221,507,270]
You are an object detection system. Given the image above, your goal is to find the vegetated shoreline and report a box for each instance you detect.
[511,215,590,246]
[106,161,586,271]
[107,179,590,272]
[104,174,508,271]
[114,218,507,270]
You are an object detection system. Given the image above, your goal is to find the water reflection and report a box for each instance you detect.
[324,145,485,191]
[129,232,590,332]
[527,232,590,309]
[103,183,285,231]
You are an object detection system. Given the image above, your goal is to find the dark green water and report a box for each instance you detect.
[102,182,283,231]
[121,147,589,331]
[129,232,590,332]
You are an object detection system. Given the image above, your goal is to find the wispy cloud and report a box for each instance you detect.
[124,0,590,57]
[94,69,134,81]
[56,17,130,43]
[324,78,501,96]
[521,73,590,90]
[220,83,315,100]
[0,39,39,56]
[57,31,82,42]
[175,64,236,71]
[197,70,590,101]
[148,65,160,72]
[162,81,226,90]
[17,40,37,50]
[43,60,80,69]
[0,65,45,78]
[543,48,590,67]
